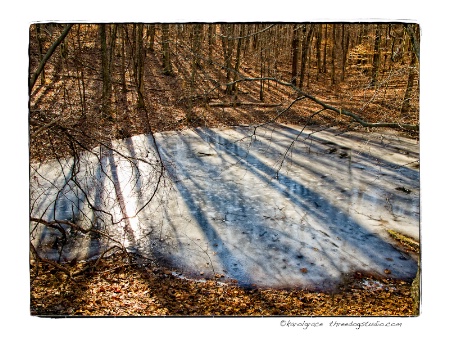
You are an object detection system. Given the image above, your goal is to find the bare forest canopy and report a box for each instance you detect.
[29,23,419,162]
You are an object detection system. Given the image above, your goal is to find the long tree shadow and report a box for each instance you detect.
[30,124,419,290]
[154,126,418,289]
[248,123,419,182]
[226,124,420,226]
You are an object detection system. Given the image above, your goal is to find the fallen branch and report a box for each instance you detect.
[209,101,282,108]
[225,77,419,132]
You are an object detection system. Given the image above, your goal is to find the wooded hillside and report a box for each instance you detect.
[29,23,419,162]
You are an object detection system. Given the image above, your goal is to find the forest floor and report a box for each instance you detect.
[30,250,417,317]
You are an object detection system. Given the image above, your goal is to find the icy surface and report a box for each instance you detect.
[30,124,420,289]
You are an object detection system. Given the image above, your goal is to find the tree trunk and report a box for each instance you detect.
[222,24,235,95]
[405,23,420,61]
[36,25,46,85]
[135,24,145,108]
[357,24,363,45]
[322,24,328,75]
[192,24,202,70]
[291,24,300,86]
[389,24,397,63]
[315,24,322,79]
[259,31,265,101]
[330,24,336,85]
[231,25,244,94]
[400,49,417,115]
[340,24,350,82]
[120,25,127,95]
[208,24,215,64]
[75,25,87,117]
[161,24,173,75]
[299,24,314,90]
[148,24,155,52]
[371,24,381,86]
[99,24,112,118]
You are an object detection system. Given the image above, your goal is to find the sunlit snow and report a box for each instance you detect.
[30,123,419,289]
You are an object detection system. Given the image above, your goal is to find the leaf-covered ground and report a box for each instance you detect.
[30,253,416,317]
